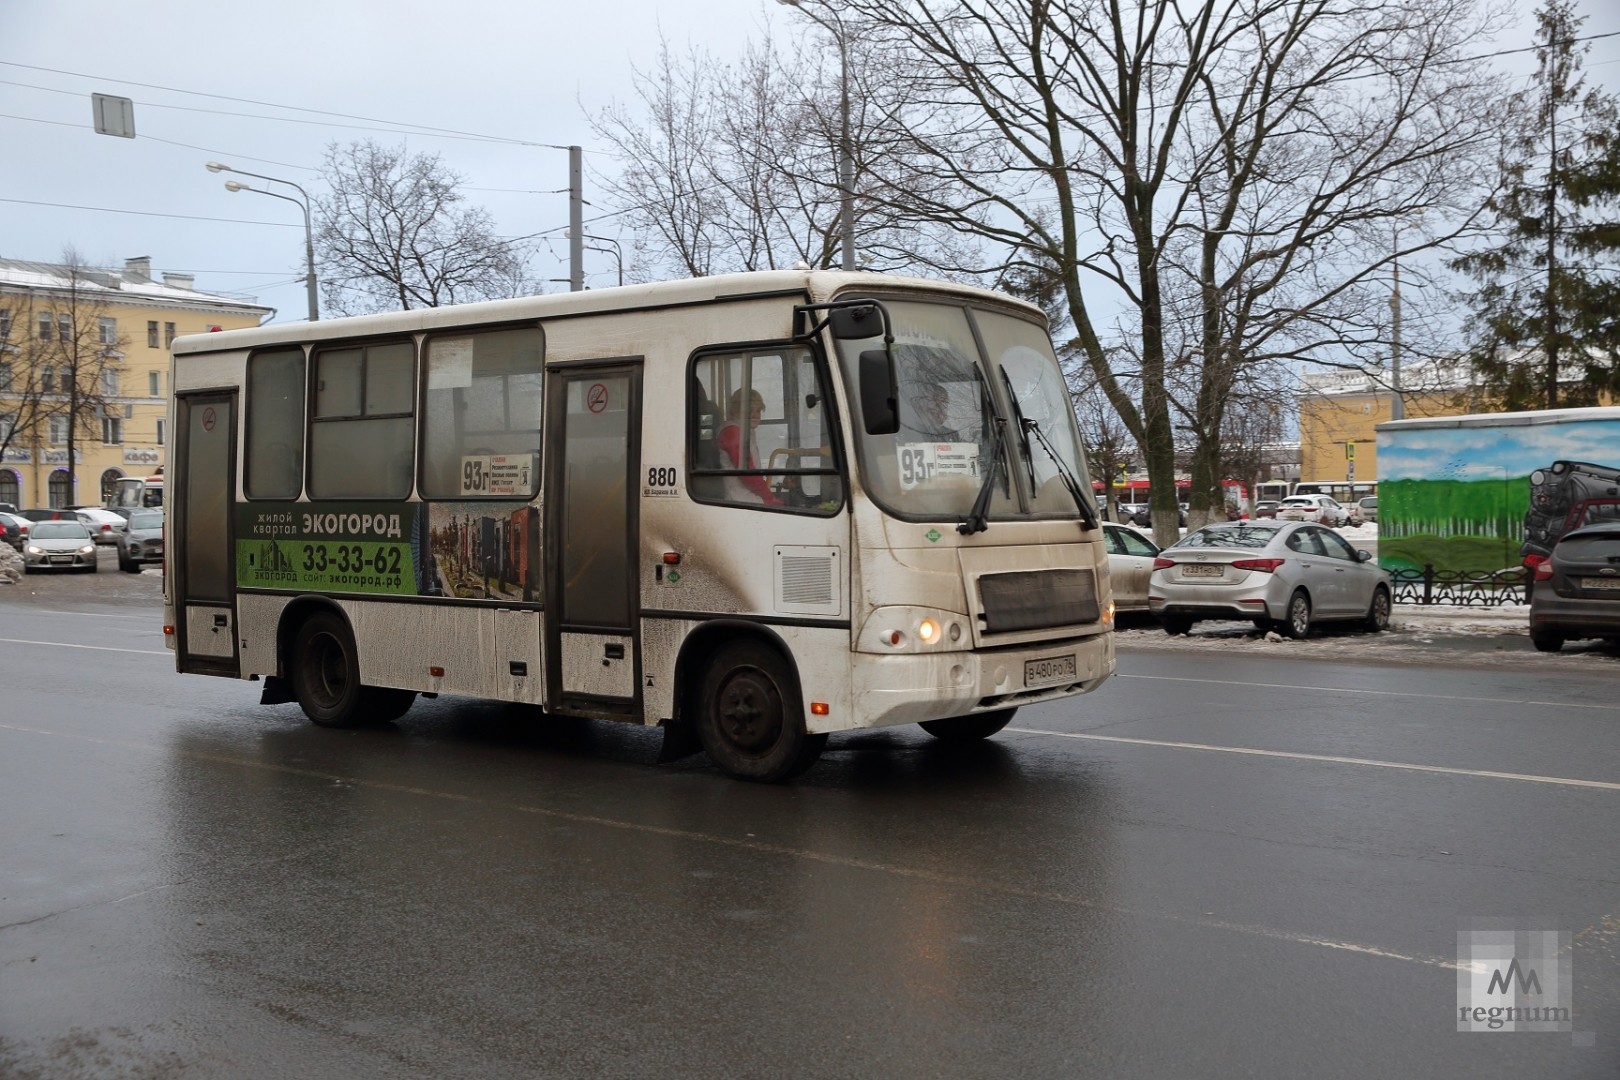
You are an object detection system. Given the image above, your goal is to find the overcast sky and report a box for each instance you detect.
[3,0,1618,325]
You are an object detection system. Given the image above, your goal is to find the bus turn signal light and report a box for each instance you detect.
[810,702,829,716]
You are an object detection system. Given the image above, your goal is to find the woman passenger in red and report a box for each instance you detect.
[718,388,784,506]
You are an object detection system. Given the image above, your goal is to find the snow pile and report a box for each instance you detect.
[0,543,21,584]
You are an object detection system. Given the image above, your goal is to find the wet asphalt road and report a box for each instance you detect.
[2,557,1618,1078]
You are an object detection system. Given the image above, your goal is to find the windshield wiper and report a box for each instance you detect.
[959,370,1009,535]
[999,366,1099,531]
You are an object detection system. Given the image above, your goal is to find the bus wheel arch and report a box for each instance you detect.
[278,600,413,728]
[676,623,826,782]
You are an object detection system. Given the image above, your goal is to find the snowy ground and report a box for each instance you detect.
[1113,599,1620,670]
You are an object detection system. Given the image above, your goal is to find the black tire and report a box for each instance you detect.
[920,707,1017,742]
[1282,590,1312,639]
[1161,614,1193,636]
[697,640,826,782]
[84,560,98,574]
[119,552,137,572]
[1363,586,1391,632]
[291,611,368,728]
[1531,631,1564,653]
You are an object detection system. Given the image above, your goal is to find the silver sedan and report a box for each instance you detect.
[1148,520,1391,638]
[22,521,99,573]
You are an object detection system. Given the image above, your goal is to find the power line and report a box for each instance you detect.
[0,197,302,229]
[0,59,576,150]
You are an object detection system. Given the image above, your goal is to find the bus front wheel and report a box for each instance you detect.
[291,611,392,728]
[697,642,826,782]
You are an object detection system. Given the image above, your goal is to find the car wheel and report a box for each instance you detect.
[920,707,1017,742]
[1363,586,1391,632]
[1530,631,1564,653]
[1161,614,1193,636]
[120,554,138,573]
[697,640,826,782]
[291,611,369,728]
[1282,590,1312,639]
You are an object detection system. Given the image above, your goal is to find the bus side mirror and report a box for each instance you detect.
[859,349,898,435]
[829,304,880,339]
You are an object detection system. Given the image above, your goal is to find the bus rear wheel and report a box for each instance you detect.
[697,641,826,782]
[291,611,407,728]
[920,708,1016,742]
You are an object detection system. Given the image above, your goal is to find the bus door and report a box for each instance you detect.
[174,392,239,676]
[543,362,642,716]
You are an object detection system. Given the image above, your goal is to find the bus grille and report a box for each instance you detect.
[977,569,1099,633]
[781,556,834,606]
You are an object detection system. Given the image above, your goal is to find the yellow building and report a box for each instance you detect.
[0,256,271,508]
[1297,360,1482,488]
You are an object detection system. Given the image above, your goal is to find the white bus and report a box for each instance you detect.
[163,270,1115,780]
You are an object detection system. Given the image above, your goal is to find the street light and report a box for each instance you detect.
[777,0,856,271]
[563,229,624,287]
[206,161,318,322]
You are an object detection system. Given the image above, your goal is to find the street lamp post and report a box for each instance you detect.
[206,161,318,322]
[777,0,856,271]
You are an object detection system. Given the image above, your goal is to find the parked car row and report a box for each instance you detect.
[2,507,164,574]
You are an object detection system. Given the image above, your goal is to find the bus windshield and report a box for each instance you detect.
[836,300,1093,523]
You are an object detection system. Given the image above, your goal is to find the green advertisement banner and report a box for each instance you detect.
[235,502,419,596]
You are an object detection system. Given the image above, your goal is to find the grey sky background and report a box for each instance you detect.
[3,0,1618,326]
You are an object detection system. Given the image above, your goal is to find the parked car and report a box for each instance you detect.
[0,511,30,551]
[1148,520,1391,638]
[75,507,128,545]
[1102,522,1161,616]
[0,501,18,515]
[20,507,83,523]
[21,520,98,573]
[1358,495,1378,523]
[1275,494,1350,527]
[1252,500,1281,519]
[116,509,165,572]
[1527,522,1620,652]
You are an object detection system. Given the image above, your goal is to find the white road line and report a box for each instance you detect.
[1115,672,1620,711]
[1009,728,1620,791]
[0,636,169,656]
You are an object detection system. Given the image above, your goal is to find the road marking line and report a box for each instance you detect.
[0,719,1460,970]
[0,636,169,656]
[1114,672,1620,711]
[1008,728,1620,791]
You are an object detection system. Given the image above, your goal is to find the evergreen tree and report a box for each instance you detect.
[1455,0,1620,410]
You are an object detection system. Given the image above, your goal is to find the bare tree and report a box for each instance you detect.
[841,0,1514,545]
[314,141,535,315]
[0,251,124,502]
[587,28,986,278]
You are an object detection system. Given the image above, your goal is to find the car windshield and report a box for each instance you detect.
[32,522,90,539]
[1171,525,1280,549]
[128,511,164,530]
[835,299,1095,525]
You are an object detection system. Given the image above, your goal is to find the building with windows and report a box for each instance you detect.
[0,256,271,508]
[1297,359,1485,488]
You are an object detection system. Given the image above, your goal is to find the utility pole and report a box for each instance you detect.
[569,146,584,292]
[1390,222,1405,421]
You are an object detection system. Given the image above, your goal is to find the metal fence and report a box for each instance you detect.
[1390,564,1529,607]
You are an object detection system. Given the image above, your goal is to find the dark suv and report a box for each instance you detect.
[1528,522,1620,652]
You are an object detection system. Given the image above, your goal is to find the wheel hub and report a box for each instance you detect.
[717,671,781,752]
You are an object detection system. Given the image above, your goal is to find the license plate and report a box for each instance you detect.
[1583,577,1620,591]
[1025,654,1077,687]
[1181,563,1223,578]
[50,555,71,563]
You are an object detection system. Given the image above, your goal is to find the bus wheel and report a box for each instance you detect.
[291,611,368,728]
[698,641,826,782]
[368,688,417,723]
[920,708,1016,742]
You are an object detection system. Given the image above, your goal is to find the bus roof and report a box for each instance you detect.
[171,270,1047,355]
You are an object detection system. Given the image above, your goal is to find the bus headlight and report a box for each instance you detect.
[863,607,969,653]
